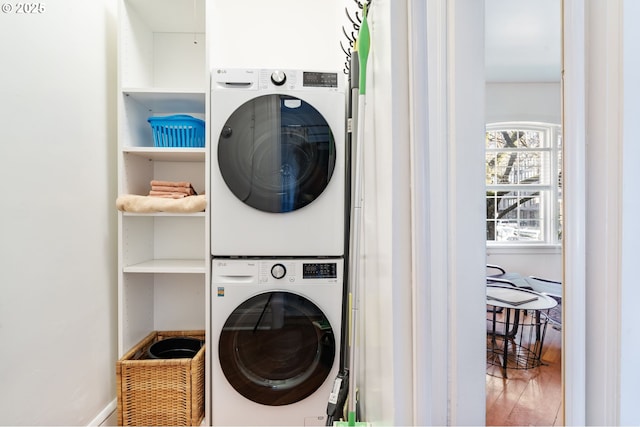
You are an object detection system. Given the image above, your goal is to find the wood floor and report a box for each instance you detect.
[486,321,562,426]
[104,321,562,426]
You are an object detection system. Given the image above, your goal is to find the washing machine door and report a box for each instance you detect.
[218,291,336,406]
[217,95,336,213]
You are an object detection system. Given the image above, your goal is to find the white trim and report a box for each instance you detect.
[487,245,562,255]
[620,2,640,423]
[408,0,450,425]
[408,0,431,424]
[562,0,587,424]
[447,0,487,425]
[409,1,487,425]
[87,399,117,426]
[424,0,451,424]
[583,0,623,424]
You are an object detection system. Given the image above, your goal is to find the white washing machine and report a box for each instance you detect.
[210,68,346,257]
[211,258,343,426]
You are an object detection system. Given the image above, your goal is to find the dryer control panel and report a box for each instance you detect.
[212,68,343,92]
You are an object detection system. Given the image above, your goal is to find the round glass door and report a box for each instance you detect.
[217,95,337,213]
[218,291,335,406]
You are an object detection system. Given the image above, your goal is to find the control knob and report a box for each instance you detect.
[271,263,286,279]
[270,70,287,86]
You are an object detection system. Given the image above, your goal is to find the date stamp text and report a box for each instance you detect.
[1,3,46,13]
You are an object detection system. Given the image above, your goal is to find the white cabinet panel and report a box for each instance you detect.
[117,0,209,363]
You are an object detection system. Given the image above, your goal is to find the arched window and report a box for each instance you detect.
[486,122,562,245]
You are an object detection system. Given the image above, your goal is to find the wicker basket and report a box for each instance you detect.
[116,330,205,426]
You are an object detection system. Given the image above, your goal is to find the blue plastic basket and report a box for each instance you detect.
[147,115,205,148]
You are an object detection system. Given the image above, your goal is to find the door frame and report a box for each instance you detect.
[408,0,590,424]
[562,0,587,424]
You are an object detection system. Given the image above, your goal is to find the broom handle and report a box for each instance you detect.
[347,4,369,424]
[347,92,366,419]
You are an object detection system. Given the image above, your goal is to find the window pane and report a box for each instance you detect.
[486,132,499,149]
[487,150,548,185]
[486,153,497,184]
[486,190,544,242]
[520,130,543,148]
[485,123,561,245]
[485,129,546,149]
[486,191,499,241]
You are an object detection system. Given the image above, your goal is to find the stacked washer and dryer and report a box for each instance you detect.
[209,69,346,426]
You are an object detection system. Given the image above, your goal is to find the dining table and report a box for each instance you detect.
[486,284,558,377]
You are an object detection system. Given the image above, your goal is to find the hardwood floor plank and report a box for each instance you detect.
[487,317,562,426]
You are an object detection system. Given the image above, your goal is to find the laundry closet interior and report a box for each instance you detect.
[116,0,350,425]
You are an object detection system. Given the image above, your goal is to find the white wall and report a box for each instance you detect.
[620,0,640,423]
[486,82,561,124]
[486,247,562,280]
[207,0,344,71]
[0,1,118,424]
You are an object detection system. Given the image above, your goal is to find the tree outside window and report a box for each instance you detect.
[486,122,562,245]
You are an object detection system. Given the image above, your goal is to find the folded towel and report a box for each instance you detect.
[148,191,189,199]
[150,180,193,188]
[116,194,207,213]
[151,185,196,195]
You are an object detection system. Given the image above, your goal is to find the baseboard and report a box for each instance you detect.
[87,399,117,426]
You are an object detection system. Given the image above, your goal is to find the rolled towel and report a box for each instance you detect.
[116,194,207,213]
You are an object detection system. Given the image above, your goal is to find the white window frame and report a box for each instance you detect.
[485,121,562,247]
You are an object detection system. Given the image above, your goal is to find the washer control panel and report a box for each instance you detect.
[302,262,338,279]
[212,259,342,285]
[259,259,341,284]
[259,259,342,284]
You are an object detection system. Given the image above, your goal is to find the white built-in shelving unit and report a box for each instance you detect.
[116,0,209,396]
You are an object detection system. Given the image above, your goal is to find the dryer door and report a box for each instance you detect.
[218,291,336,406]
[217,95,336,213]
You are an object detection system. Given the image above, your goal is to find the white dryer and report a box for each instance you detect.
[211,258,343,426]
[210,69,346,257]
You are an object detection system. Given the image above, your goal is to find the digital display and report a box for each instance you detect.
[303,72,338,88]
[303,263,337,279]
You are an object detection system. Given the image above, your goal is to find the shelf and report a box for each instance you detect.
[123,259,206,274]
[123,89,205,114]
[122,211,206,217]
[123,147,205,161]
